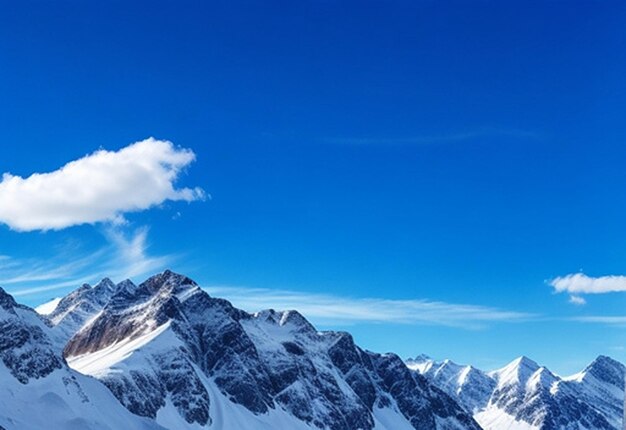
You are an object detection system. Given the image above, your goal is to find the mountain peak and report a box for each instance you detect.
[93,277,116,294]
[96,277,115,287]
[514,355,533,363]
[0,286,18,310]
[492,356,540,387]
[511,355,539,369]
[141,270,197,292]
[411,353,433,363]
[115,278,137,294]
[78,283,92,292]
[590,354,620,367]
[582,355,626,388]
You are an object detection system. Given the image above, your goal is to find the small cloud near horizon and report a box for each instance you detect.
[550,272,626,305]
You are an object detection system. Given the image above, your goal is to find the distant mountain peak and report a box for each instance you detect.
[94,277,115,291]
[580,354,626,389]
[589,354,621,368]
[138,269,198,296]
[115,278,137,293]
[0,286,18,310]
[411,353,433,362]
[512,355,539,368]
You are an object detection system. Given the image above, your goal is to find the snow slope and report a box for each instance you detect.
[34,297,61,315]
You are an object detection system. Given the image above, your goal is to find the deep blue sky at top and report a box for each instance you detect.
[1,0,626,374]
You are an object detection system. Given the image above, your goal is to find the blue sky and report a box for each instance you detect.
[1,0,626,375]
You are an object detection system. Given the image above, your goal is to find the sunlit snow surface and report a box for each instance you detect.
[474,406,537,430]
[0,364,163,430]
[34,297,61,315]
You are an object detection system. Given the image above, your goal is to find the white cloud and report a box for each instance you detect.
[550,273,626,295]
[0,138,204,232]
[568,295,586,306]
[573,316,626,325]
[205,285,533,329]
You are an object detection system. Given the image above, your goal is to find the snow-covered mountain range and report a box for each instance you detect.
[406,353,625,430]
[2,269,624,430]
[2,270,480,430]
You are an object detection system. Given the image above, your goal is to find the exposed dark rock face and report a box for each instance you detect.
[0,287,62,383]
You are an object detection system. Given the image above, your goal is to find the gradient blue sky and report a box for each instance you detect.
[1,0,626,375]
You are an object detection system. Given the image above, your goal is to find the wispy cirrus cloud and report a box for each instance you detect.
[572,316,626,325]
[0,251,105,285]
[0,138,205,232]
[104,226,172,279]
[205,285,534,329]
[2,226,175,298]
[324,127,541,146]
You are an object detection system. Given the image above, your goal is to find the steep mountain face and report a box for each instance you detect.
[56,270,481,430]
[0,287,164,430]
[407,354,625,430]
[560,356,625,430]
